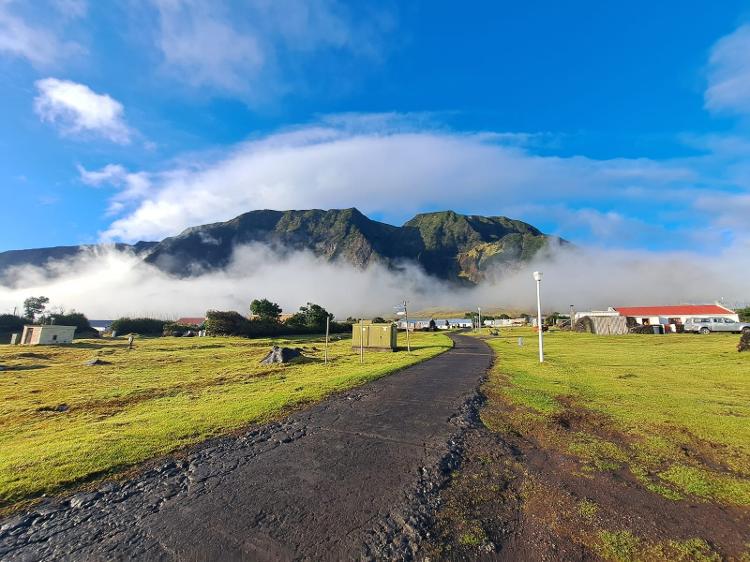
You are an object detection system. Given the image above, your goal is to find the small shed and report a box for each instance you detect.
[352,322,398,351]
[21,325,76,345]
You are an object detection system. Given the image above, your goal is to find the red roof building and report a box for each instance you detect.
[176,317,206,326]
[614,305,738,325]
[614,305,735,317]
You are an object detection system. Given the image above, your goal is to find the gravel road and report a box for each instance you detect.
[0,334,492,561]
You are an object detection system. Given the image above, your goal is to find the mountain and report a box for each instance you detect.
[0,209,563,285]
[0,242,157,283]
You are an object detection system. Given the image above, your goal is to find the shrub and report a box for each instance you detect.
[205,307,351,338]
[48,312,99,338]
[111,317,167,335]
[0,314,25,344]
[284,302,332,332]
[163,322,200,337]
[204,311,250,336]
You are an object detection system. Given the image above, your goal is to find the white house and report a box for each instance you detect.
[20,325,76,345]
[574,309,621,321]
[396,318,473,330]
[613,304,739,326]
[485,318,528,327]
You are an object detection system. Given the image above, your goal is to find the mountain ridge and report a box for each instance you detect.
[0,208,563,285]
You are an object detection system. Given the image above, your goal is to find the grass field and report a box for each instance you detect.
[481,328,750,506]
[465,328,750,560]
[0,330,451,509]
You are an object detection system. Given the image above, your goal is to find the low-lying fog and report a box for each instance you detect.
[1,242,748,318]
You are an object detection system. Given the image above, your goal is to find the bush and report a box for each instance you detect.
[111,317,167,336]
[284,302,333,332]
[163,322,200,337]
[205,307,351,338]
[0,314,25,344]
[204,311,250,336]
[48,312,99,338]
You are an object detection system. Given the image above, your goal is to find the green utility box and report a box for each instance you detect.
[351,322,398,351]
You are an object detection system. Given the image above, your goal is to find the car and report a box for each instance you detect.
[683,317,750,335]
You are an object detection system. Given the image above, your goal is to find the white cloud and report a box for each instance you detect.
[77,163,151,215]
[51,0,87,20]
[98,118,699,243]
[0,0,82,66]
[705,24,750,115]
[1,241,748,320]
[34,78,133,143]
[148,0,392,100]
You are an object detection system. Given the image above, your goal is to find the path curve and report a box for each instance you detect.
[0,334,492,561]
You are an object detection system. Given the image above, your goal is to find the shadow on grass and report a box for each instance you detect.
[4,364,48,371]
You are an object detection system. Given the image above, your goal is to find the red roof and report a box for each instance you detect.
[614,305,734,317]
[176,317,206,326]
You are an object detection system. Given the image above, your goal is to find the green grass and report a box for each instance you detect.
[596,530,641,562]
[480,329,750,506]
[0,331,451,507]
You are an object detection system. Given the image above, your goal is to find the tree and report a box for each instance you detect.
[23,296,49,322]
[250,298,282,323]
[371,316,386,324]
[285,302,332,331]
[738,308,750,323]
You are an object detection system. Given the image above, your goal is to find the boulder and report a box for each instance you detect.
[738,332,750,352]
[260,346,306,365]
[84,358,110,366]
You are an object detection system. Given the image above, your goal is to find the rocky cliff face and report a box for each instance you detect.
[0,209,563,285]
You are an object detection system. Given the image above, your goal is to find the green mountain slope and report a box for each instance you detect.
[0,208,562,285]
[144,208,561,283]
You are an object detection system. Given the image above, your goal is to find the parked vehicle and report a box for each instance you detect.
[683,317,750,335]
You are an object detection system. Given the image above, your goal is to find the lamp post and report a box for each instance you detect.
[569,304,575,332]
[478,306,482,332]
[534,271,544,363]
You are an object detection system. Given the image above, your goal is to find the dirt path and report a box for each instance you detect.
[0,334,492,561]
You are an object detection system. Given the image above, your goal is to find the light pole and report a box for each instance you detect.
[478,306,482,332]
[534,271,544,363]
[403,300,411,352]
[569,304,575,332]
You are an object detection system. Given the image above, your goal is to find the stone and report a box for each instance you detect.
[259,346,306,365]
[84,358,110,366]
[70,492,101,509]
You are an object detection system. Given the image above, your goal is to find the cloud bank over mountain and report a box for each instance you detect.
[1,241,747,319]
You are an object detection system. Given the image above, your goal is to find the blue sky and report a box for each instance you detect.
[2,0,750,253]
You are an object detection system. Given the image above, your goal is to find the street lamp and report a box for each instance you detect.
[533,271,544,363]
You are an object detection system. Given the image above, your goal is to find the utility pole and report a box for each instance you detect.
[569,304,575,332]
[359,319,364,364]
[325,316,330,365]
[534,271,544,363]
[403,300,411,352]
[478,306,482,333]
